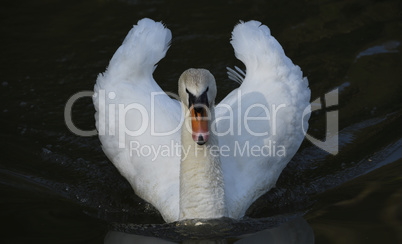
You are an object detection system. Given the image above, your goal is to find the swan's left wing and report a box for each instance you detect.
[215,21,311,218]
[93,19,182,222]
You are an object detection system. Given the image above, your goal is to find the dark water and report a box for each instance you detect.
[1,0,401,243]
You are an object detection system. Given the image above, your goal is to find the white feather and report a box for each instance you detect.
[94,18,181,222]
[216,21,310,218]
[93,18,311,222]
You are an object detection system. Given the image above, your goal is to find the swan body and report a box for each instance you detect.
[93,18,310,223]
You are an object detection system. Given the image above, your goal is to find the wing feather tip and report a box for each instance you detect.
[106,18,172,77]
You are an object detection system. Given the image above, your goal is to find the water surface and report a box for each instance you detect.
[1,0,401,243]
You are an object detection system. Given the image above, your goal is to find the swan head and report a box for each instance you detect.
[178,68,217,145]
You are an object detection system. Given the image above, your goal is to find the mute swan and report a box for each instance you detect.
[93,18,310,223]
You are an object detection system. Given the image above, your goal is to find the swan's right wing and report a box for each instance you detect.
[216,21,311,218]
[93,19,182,222]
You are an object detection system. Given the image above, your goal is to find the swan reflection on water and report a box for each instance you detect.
[104,217,314,243]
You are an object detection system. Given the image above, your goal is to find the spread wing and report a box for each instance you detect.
[93,19,182,222]
[215,21,311,218]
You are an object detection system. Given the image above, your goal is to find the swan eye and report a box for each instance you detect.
[185,87,209,109]
[186,88,195,108]
[201,87,209,97]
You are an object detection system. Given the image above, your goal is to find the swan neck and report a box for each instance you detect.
[179,104,226,220]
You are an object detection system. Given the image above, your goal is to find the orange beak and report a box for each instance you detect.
[190,105,209,145]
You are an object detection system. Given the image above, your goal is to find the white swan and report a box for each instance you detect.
[93,18,310,223]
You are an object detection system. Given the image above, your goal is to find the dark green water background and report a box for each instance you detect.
[1,0,401,243]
